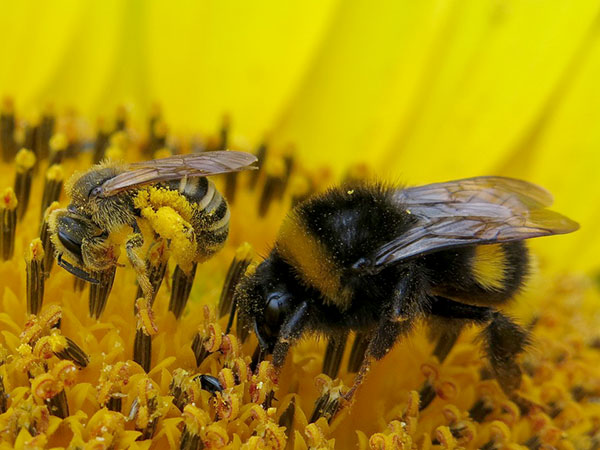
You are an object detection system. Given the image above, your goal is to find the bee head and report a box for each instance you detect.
[235,258,295,353]
[48,209,111,284]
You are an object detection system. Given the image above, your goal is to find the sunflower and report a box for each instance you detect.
[0,1,599,449]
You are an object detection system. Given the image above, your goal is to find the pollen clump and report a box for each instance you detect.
[0,104,596,450]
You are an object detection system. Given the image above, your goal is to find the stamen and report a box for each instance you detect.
[98,361,130,412]
[278,144,296,200]
[169,368,190,411]
[248,141,267,190]
[92,118,111,163]
[53,334,90,368]
[0,188,18,260]
[135,240,168,308]
[40,164,64,218]
[321,332,348,378]
[278,396,296,436]
[258,157,286,217]
[0,97,16,162]
[180,405,210,450]
[134,298,158,373]
[14,148,36,220]
[73,276,86,292]
[309,375,347,424]
[89,266,117,319]
[25,238,46,315]
[347,331,369,373]
[169,263,197,319]
[38,105,55,160]
[469,397,494,422]
[289,174,312,207]
[48,133,67,166]
[115,105,127,132]
[39,201,60,273]
[0,376,6,414]
[129,377,165,440]
[218,243,253,330]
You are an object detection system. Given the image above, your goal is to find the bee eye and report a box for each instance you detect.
[57,229,83,259]
[89,186,103,198]
[264,292,293,332]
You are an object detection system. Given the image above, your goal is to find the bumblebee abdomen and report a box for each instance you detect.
[426,242,529,306]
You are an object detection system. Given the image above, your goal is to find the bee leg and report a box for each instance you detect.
[343,317,413,406]
[428,296,528,394]
[271,301,309,370]
[126,227,153,301]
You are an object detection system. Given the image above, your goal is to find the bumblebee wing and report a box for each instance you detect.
[371,177,578,268]
[100,151,257,196]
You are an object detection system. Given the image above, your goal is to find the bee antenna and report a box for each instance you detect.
[57,254,100,284]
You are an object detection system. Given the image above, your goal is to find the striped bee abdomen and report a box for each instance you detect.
[173,177,230,261]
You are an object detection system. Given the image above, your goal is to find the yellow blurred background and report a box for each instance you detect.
[0,0,598,275]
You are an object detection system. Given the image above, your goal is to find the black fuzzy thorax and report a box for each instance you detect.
[276,183,419,331]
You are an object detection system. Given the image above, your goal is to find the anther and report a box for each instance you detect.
[92,118,111,163]
[248,141,267,190]
[278,144,296,200]
[468,396,494,422]
[48,133,67,166]
[89,266,117,318]
[322,332,348,379]
[309,375,347,424]
[53,335,90,368]
[147,119,167,157]
[26,238,46,315]
[14,148,36,220]
[0,188,18,260]
[278,396,296,436]
[347,331,369,373]
[0,377,6,414]
[218,243,253,329]
[40,164,64,218]
[114,105,127,132]
[134,298,158,373]
[289,174,312,207]
[38,105,55,160]
[169,263,197,319]
[39,201,60,273]
[169,369,190,411]
[0,97,16,162]
[258,157,286,217]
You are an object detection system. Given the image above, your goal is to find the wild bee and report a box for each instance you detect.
[49,151,257,300]
[235,177,579,404]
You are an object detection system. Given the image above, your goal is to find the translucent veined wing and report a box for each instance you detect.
[370,176,579,269]
[99,151,257,196]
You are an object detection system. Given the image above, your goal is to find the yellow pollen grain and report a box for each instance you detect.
[1,187,18,210]
[46,164,64,182]
[471,244,507,290]
[15,148,36,171]
[49,133,67,152]
[135,186,194,222]
[140,205,195,272]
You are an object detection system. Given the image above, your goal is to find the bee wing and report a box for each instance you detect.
[371,176,579,268]
[99,151,257,196]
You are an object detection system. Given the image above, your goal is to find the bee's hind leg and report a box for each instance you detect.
[424,297,529,404]
[126,224,153,301]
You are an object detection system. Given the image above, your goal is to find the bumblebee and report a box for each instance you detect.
[235,177,578,402]
[49,151,257,299]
